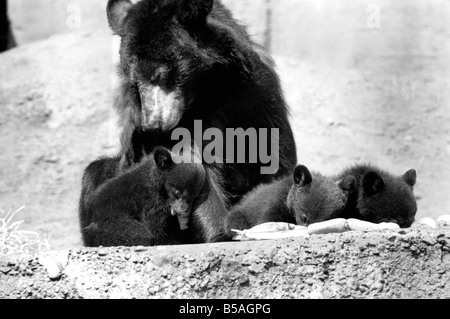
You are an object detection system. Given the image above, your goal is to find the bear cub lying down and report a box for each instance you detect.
[225,163,418,237]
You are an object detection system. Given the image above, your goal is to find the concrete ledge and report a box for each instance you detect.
[1,227,449,299]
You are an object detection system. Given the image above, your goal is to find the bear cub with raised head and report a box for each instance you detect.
[224,165,355,238]
[81,147,212,247]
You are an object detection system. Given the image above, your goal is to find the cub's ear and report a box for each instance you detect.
[403,169,417,187]
[178,0,214,25]
[338,176,356,191]
[293,165,313,187]
[363,172,385,197]
[154,147,174,170]
[107,0,133,36]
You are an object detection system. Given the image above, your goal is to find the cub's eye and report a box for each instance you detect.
[173,189,182,199]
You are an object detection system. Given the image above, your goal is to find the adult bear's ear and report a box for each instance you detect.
[363,172,385,197]
[154,147,174,170]
[178,0,214,26]
[293,165,313,187]
[403,169,417,187]
[107,0,133,36]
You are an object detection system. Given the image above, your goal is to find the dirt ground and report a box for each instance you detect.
[0,30,449,250]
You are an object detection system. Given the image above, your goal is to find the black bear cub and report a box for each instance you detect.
[337,164,417,228]
[224,165,355,237]
[81,147,210,247]
[287,165,356,225]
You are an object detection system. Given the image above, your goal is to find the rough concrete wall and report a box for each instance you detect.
[0,30,118,249]
[7,0,270,48]
[1,228,450,299]
[271,0,450,72]
[9,0,450,72]
[7,0,108,45]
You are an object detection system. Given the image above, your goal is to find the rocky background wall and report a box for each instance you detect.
[0,0,449,253]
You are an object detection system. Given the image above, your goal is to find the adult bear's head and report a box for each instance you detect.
[107,0,234,132]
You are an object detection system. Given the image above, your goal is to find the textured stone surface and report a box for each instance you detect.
[7,0,269,47]
[1,227,450,299]
[8,0,108,45]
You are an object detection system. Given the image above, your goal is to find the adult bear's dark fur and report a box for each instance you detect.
[79,0,297,246]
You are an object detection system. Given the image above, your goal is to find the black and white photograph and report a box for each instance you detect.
[0,0,450,302]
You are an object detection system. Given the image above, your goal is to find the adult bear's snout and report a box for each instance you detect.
[139,85,184,132]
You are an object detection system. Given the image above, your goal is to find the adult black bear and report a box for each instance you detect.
[337,164,417,228]
[81,147,227,247]
[79,0,297,246]
[224,165,355,237]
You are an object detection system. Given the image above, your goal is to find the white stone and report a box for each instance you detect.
[417,218,438,229]
[437,215,450,228]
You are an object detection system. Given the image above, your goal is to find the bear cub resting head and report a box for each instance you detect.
[224,164,355,237]
[291,164,418,228]
[287,165,355,226]
[338,164,417,228]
